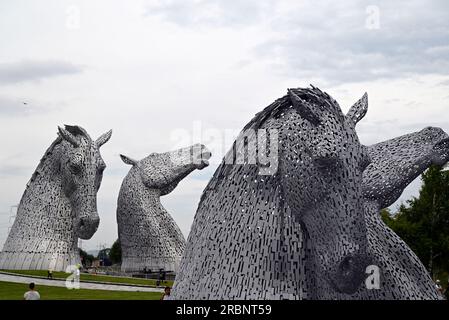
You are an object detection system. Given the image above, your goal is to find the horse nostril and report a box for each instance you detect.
[331,254,371,294]
[79,216,99,228]
[202,151,212,160]
[92,216,100,225]
[339,256,354,275]
[337,254,368,274]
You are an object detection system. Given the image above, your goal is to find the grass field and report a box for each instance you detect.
[0,281,162,300]
[0,270,173,287]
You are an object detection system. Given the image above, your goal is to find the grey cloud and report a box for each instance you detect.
[254,0,449,84]
[0,164,32,178]
[399,122,449,133]
[357,120,449,146]
[144,0,275,28]
[437,79,449,87]
[0,60,83,84]
[357,120,402,145]
[145,0,449,84]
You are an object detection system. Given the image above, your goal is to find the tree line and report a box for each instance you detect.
[381,165,449,289]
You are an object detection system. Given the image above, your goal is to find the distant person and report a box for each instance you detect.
[75,265,81,283]
[24,283,40,300]
[435,279,443,295]
[160,286,171,300]
[47,269,53,280]
[158,269,167,284]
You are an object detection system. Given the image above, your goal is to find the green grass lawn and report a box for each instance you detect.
[0,269,173,287]
[0,281,162,300]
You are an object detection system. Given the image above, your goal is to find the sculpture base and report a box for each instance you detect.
[0,251,80,272]
[121,256,181,273]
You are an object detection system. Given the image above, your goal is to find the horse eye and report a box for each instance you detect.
[360,153,372,171]
[69,164,82,175]
[360,158,371,171]
[314,157,338,170]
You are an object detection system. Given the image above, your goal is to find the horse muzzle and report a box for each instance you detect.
[329,253,372,294]
[194,145,212,170]
[76,215,100,239]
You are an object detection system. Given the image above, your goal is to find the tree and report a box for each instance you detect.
[79,248,95,267]
[382,165,449,279]
[109,239,122,264]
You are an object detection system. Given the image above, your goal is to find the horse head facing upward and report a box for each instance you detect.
[58,125,112,239]
[0,125,111,271]
[173,86,373,299]
[359,127,449,300]
[117,144,211,272]
[364,126,449,208]
[120,143,211,195]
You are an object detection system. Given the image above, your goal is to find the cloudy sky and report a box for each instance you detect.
[0,0,448,251]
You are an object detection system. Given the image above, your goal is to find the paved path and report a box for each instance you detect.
[0,273,164,293]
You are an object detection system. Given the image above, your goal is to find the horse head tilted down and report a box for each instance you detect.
[173,86,373,299]
[117,144,211,273]
[58,126,111,239]
[360,127,449,299]
[0,125,111,271]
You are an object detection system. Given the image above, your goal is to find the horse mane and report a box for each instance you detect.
[26,125,91,187]
[201,86,336,198]
[26,136,63,187]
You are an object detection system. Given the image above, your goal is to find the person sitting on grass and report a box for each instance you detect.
[24,283,40,300]
[160,286,171,300]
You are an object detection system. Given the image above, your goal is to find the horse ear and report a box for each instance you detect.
[120,154,138,166]
[96,129,112,148]
[346,93,368,126]
[288,89,321,125]
[58,126,79,147]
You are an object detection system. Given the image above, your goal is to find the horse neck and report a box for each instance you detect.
[127,169,162,208]
[119,168,170,231]
[195,163,309,298]
[393,156,431,187]
[138,185,163,212]
[119,168,186,252]
[364,140,432,210]
[10,140,76,246]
